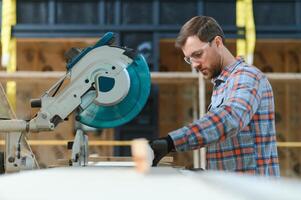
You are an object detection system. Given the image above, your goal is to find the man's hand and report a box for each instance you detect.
[149,136,174,166]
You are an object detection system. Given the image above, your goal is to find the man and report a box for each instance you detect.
[150,16,280,176]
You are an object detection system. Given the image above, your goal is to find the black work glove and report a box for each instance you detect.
[149,135,175,166]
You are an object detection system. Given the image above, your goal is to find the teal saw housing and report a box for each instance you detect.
[78,54,151,128]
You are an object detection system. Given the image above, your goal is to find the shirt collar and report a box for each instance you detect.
[211,58,244,85]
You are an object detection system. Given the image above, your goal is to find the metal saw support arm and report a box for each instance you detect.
[0,32,151,173]
[0,46,134,133]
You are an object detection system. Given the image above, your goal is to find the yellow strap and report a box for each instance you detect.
[236,0,246,57]
[1,0,17,111]
[236,0,256,64]
[245,0,256,64]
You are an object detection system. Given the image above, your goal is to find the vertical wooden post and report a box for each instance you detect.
[198,75,206,169]
[192,73,206,169]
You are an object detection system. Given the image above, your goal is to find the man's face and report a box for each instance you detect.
[182,35,222,79]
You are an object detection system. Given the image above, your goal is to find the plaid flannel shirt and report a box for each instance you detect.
[169,59,280,176]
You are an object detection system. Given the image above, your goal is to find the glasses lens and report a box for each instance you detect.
[184,57,191,65]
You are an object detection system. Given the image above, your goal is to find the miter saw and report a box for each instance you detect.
[0,32,151,173]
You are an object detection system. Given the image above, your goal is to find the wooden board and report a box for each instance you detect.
[16,38,97,71]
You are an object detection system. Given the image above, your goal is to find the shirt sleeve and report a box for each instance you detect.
[169,69,263,152]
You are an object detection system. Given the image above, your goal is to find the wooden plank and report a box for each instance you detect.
[16,38,97,71]
[0,71,200,84]
[0,140,133,146]
[277,142,301,148]
[0,71,301,82]
[2,140,299,147]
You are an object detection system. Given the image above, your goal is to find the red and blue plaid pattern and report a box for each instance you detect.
[169,59,280,176]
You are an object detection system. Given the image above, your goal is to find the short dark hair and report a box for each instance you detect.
[175,16,225,49]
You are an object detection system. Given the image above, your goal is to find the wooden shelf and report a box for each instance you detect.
[1,140,300,147]
[0,71,301,82]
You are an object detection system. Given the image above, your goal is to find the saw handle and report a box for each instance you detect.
[94,32,115,47]
[30,98,41,108]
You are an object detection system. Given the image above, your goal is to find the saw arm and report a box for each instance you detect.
[1,32,149,133]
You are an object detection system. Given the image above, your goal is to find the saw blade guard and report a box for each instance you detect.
[77,37,151,128]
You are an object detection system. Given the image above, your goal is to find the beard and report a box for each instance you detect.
[201,60,222,80]
[211,64,222,79]
[209,53,223,79]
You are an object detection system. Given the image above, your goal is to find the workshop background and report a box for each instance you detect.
[0,0,300,177]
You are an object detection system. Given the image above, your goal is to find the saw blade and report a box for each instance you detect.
[77,54,151,128]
